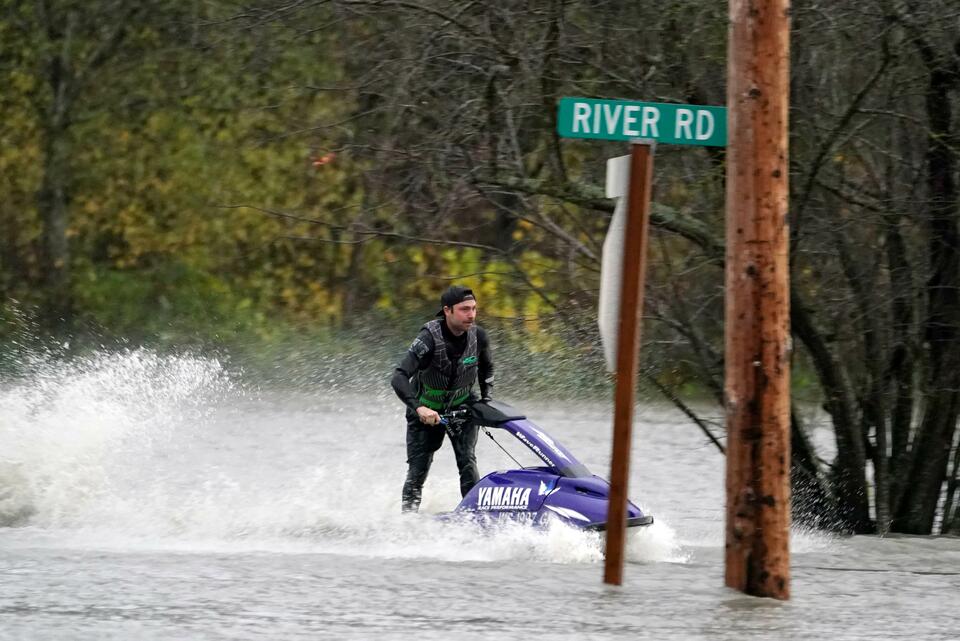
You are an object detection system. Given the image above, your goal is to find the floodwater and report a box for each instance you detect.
[1,351,958,640]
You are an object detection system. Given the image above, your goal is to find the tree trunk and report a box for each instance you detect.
[885,214,916,514]
[37,29,75,330]
[791,292,873,532]
[941,433,960,534]
[893,59,960,534]
[833,227,891,532]
[896,391,960,533]
[38,120,72,327]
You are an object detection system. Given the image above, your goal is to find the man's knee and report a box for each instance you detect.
[451,425,478,456]
[404,459,430,485]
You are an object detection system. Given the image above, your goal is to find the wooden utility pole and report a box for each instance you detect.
[724,0,792,599]
[604,142,655,586]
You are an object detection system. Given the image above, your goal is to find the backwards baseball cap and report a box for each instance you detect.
[437,285,476,316]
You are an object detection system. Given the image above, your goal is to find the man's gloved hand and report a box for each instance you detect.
[416,405,441,426]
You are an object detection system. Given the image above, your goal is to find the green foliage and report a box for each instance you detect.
[1,2,362,343]
[74,263,260,345]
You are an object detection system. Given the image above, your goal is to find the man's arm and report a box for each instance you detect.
[391,329,434,412]
[477,327,494,401]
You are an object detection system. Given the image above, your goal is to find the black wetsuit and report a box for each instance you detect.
[391,320,494,512]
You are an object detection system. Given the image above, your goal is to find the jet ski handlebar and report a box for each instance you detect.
[439,408,471,438]
[437,400,527,437]
[438,408,471,425]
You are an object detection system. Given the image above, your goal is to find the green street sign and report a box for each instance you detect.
[557,97,727,147]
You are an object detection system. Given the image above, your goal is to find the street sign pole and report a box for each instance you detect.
[603,140,655,586]
[556,93,724,586]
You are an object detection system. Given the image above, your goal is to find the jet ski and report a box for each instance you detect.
[438,400,653,531]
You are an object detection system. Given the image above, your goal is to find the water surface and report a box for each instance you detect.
[2,351,957,639]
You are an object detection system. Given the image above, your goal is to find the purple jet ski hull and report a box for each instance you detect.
[443,401,653,531]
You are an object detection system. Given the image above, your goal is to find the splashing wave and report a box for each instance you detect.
[1,348,686,565]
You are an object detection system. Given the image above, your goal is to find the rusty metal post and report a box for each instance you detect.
[724,0,792,599]
[604,141,655,585]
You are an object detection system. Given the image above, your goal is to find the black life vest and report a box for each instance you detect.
[415,319,479,411]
